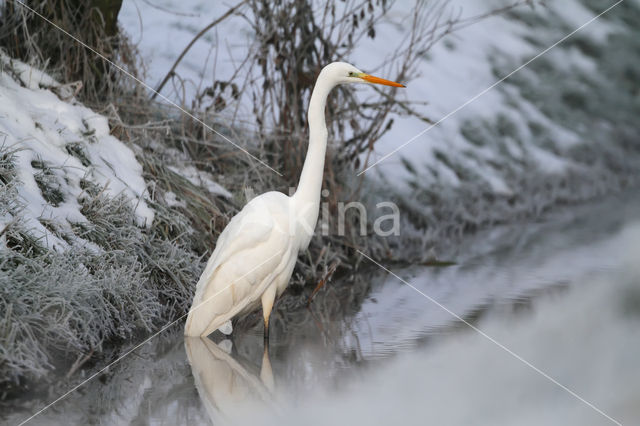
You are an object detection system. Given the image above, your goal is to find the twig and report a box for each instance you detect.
[152,0,248,99]
[141,0,200,17]
[65,347,95,379]
[307,259,340,307]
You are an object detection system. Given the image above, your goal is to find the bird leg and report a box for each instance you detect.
[260,341,275,392]
[261,286,276,344]
[263,316,270,344]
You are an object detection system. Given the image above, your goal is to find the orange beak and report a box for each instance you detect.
[360,73,405,88]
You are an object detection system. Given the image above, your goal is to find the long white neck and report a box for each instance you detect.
[292,74,334,239]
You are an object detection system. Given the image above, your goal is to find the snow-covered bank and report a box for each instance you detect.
[0,56,206,389]
[360,0,640,251]
[0,53,153,251]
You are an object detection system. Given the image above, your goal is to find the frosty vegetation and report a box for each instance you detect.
[386,0,640,259]
[0,59,203,391]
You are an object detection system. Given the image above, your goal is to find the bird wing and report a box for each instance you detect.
[199,191,289,281]
[185,191,294,336]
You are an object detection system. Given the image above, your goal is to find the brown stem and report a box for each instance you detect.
[151,0,248,99]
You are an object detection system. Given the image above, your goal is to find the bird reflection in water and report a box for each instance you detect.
[184,337,275,425]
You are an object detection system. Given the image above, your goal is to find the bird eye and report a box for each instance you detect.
[348,72,357,77]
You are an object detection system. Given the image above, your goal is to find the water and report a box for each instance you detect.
[5,192,640,425]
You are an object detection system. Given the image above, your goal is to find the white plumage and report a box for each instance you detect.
[184,62,404,338]
[185,192,298,336]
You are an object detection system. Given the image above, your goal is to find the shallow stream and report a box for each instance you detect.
[6,191,640,426]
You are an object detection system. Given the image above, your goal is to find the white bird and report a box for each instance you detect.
[184,62,404,339]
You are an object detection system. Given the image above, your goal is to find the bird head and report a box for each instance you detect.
[320,62,405,88]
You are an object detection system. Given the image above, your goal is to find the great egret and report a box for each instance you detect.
[184,62,404,339]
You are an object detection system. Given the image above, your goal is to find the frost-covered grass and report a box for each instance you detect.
[0,57,213,392]
[0,153,203,392]
[363,0,640,258]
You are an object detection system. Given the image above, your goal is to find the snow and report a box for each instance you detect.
[167,164,232,198]
[359,0,587,184]
[4,57,60,89]
[0,53,154,251]
[162,191,184,208]
[119,0,254,112]
[117,0,618,201]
